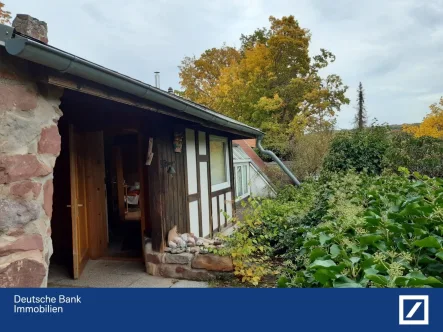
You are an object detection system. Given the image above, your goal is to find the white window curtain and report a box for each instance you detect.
[210,140,227,185]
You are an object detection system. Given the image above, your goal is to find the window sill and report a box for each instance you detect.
[235,192,250,202]
[212,182,230,192]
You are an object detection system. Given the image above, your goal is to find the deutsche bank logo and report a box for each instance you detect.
[399,295,429,325]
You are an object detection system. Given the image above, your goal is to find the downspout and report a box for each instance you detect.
[256,136,300,186]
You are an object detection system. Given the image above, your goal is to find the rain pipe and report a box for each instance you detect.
[256,136,300,186]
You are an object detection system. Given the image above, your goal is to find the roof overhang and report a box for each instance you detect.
[0,25,263,138]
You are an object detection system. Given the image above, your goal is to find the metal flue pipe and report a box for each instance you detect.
[256,136,300,186]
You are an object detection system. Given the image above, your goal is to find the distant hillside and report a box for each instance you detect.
[388,123,419,131]
[336,123,420,132]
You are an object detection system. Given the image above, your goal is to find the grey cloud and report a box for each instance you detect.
[5,0,443,129]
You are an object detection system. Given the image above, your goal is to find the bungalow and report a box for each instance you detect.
[0,15,297,287]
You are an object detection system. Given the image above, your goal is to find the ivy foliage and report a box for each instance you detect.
[224,170,443,288]
[323,126,390,175]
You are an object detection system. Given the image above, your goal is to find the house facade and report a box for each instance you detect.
[0,15,266,287]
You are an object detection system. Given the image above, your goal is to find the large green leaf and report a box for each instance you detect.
[407,276,443,287]
[364,267,379,275]
[333,276,363,288]
[309,259,345,273]
[309,247,328,261]
[350,257,361,264]
[413,236,441,249]
[358,234,382,245]
[313,269,337,285]
[277,276,289,288]
[309,259,336,268]
[436,251,443,261]
[319,233,331,245]
[366,274,388,287]
[330,244,341,258]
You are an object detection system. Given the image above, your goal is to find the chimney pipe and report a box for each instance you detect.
[168,87,173,94]
[154,72,160,89]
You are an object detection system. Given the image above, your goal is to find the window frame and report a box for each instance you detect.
[209,135,231,192]
[234,162,250,201]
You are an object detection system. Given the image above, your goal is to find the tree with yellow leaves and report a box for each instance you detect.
[403,98,443,139]
[179,16,349,157]
[0,2,11,25]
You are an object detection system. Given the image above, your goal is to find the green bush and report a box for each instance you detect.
[323,126,390,175]
[383,132,443,178]
[277,170,443,288]
[225,170,443,288]
[288,131,334,181]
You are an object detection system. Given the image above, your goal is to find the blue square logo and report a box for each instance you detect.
[399,295,429,325]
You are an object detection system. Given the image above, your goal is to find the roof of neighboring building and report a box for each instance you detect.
[233,139,267,171]
[233,142,275,192]
[0,23,263,138]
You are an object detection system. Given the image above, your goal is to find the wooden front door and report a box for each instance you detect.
[83,131,107,259]
[69,125,89,279]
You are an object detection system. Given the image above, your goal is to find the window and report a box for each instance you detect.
[235,164,249,199]
[209,136,230,191]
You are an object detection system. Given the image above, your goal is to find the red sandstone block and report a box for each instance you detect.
[38,126,61,155]
[43,180,53,217]
[0,84,37,112]
[0,154,51,184]
[10,181,42,199]
[0,234,44,257]
[0,258,46,287]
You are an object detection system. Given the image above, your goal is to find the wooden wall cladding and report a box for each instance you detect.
[144,121,188,251]
[185,129,235,238]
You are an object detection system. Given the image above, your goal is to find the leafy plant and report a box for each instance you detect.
[323,125,391,175]
[278,170,443,288]
[225,169,443,288]
[383,131,443,178]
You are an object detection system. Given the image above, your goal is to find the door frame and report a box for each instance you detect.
[69,125,89,279]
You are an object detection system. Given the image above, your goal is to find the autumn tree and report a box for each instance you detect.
[403,97,443,139]
[354,82,367,129]
[179,45,241,107]
[179,16,349,157]
[0,2,11,24]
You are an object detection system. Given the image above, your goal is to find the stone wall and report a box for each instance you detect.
[0,48,62,287]
[146,250,234,281]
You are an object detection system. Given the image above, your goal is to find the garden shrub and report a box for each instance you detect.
[278,170,443,288]
[224,170,443,288]
[222,181,318,285]
[323,126,391,175]
[288,130,334,181]
[383,131,443,178]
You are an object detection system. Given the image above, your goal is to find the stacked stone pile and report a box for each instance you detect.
[166,226,224,254]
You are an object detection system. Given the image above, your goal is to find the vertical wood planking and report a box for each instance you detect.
[195,131,203,237]
[218,194,225,228]
[226,191,233,219]
[206,133,213,237]
[185,129,197,194]
[189,200,200,235]
[223,192,227,227]
[228,139,236,219]
[199,162,210,237]
[211,196,218,232]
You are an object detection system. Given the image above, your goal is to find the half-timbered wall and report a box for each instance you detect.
[185,129,234,238]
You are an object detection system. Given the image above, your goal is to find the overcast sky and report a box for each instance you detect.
[6,0,443,128]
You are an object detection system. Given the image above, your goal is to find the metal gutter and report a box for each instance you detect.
[257,136,300,186]
[2,28,300,185]
[3,36,263,137]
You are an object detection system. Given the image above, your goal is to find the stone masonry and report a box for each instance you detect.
[12,14,49,44]
[145,249,234,281]
[0,28,62,287]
